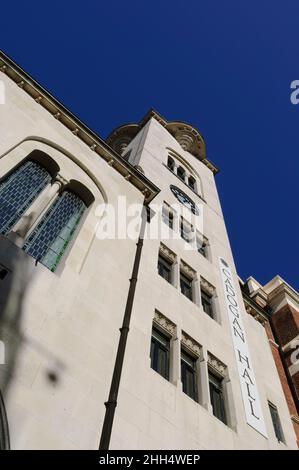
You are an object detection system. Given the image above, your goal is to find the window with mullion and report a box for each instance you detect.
[24,190,86,272]
[181,349,198,401]
[150,327,170,380]
[209,371,227,424]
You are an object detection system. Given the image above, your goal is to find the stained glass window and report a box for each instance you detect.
[0,160,51,235]
[24,190,86,272]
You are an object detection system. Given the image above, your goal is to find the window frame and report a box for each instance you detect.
[158,253,173,284]
[150,326,170,380]
[181,348,198,402]
[209,370,227,425]
[162,203,174,230]
[268,402,285,443]
[177,166,186,182]
[201,289,214,318]
[180,271,193,301]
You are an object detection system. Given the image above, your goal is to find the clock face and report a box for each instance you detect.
[170,185,199,215]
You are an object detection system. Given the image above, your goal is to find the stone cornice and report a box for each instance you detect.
[154,311,176,337]
[208,352,226,377]
[200,277,215,296]
[0,50,159,204]
[267,283,299,312]
[181,331,201,358]
[241,289,269,326]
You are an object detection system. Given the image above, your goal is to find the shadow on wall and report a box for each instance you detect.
[0,234,35,449]
[0,235,64,449]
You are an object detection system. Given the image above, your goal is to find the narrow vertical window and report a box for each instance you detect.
[162,203,173,230]
[180,272,193,301]
[150,327,170,380]
[0,160,51,235]
[180,218,192,243]
[197,236,208,258]
[167,156,175,172]
[201,290,214,318]
[24,190,86,272]
[209,371,227,424]
[181,349,198,401]
[268,402,284,442]
[158,254,172,283]
[188,176,196,192]
[177,166,186,182]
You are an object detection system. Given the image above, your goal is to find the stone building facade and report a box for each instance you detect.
[0,50,298,450]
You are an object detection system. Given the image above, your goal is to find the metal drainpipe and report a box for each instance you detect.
[99,204,149,450]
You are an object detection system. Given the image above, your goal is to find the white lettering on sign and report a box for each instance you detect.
[219,257,267,438]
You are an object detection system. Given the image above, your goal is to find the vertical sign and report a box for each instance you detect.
[219,257,267,437]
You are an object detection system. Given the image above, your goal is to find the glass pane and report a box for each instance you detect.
[180,274,192,300]
[202,291,213,318]
[177,167,185,181]
[150,329,170,380]
[158,256,171,283]
[269,403,284,442]
[0,160,51,235]
[209,373,227,424]
[24,190,86,271]
[181,351,197,401]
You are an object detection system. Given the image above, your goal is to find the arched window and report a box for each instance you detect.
[167,156,175,172]
[23,190,87,272]
[177,166,186,182]
[0,160,51,235]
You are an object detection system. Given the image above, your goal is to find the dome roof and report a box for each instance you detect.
[106,109,218,174]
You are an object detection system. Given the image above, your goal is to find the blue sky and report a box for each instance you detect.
[1,1,298,290]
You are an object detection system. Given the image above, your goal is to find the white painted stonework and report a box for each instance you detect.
[0,55,297,450]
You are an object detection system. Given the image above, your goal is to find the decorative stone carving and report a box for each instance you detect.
[72,128,79,135]
[154,311,176,336]
[208,353,226,377]
[181,331,201,357]
[200,277,215,296]
[54,112,61,120]
[245,304,267,325]
[180,260,195,278]
[160,243,176,262]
